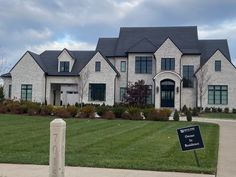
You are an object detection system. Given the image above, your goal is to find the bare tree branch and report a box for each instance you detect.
[77,68,90,108]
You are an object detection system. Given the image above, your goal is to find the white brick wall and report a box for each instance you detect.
[181,55,201,108]
[2,77,12,99]
[127,53,156,104]
[196,50,236,110]
[153,38,182,109]
[80,52,117,105]
[10,52,45,103]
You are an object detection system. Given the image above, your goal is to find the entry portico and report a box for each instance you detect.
[154,71,182,110]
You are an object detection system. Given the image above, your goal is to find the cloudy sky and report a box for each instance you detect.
[1,0,236,71]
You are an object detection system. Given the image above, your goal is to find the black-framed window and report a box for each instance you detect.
[21,84,32,101]
[8,84,12,98]
[146,85,152,104]
[135,56,152,74]
[161,58,175,70]
[89,84,106,101]
[183,65,194,88]
[208,85,228,105]
[60,61,69,72]
[120,61,126,72]
[120,87,127,101]
[215,61,221,71]
[95,61,101,72]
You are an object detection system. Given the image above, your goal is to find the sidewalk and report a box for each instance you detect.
[0,163,214,177]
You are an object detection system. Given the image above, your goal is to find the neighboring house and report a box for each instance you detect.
[1,26,236,110]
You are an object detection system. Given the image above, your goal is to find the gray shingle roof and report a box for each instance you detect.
[199,40,231,66]
[39,50,97,76]
[96,38,118,57]
[115,26,200,56]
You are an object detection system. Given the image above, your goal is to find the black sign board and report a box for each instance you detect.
[177,125,204,151]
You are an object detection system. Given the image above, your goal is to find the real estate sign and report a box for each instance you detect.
[177,125,204,151]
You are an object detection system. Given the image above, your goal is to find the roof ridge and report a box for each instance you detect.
[127,37,157,52]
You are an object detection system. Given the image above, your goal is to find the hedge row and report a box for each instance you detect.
[0,100,172,121]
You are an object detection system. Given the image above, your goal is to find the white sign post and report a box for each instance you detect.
[49,119,66,177]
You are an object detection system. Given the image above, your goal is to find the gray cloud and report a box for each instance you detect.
[0,0,236,69]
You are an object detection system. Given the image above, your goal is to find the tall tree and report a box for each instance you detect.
[124,80,150,106]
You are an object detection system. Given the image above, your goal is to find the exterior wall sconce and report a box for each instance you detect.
[156,86,159,93]
[176,86,179,93]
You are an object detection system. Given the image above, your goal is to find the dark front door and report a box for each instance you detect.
[161,80,175,107]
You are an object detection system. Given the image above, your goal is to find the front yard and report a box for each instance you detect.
[0,114,219,174]
[200,112,236,119]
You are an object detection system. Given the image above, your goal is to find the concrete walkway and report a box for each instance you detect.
[0,163,214,177]
[194,118,236,177]
[0,118,235,177]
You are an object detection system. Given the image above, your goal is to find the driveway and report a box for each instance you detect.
[194,118,236,177]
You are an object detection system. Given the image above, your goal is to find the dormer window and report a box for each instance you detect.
[60,61,69,72]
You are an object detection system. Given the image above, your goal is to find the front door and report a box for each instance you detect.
[161,79,175,107]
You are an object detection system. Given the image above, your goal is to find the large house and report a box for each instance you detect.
[1,26,236,110]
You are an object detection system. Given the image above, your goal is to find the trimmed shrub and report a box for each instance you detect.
[146,109,171,121]
[102,111,115,120]
[224,107,229,113]
[182,105,188,115]
[121,112,131,120]
[212,107,217,113]
[173,109,179,121]
[0,104,8,113]
[26,102,41,115]
[217,107,222,113]
[233,108,236,114]
[192,107,199,116]
[205,107,211,113]
[186,110,192,122]
[67,105,78,117]
[79,105,95,118]
[96,105,110,116]
[53,107,71,118]
[126,107,142,120]
[112,106,126,118]
[7,101,24,114]
[142,108,156,118]
[40,105,54,116]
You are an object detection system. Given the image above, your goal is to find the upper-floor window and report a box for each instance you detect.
[161,58,175,71]
[183,65,194,88]
[135,56,152,74]
[215,60,221,71]
[208,85,228,105]
[60,61,69,72]
[95,61,101,72]
[21,84,32,101]
[120,61,126,72]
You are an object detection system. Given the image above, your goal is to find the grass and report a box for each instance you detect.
[200,112,236,120]
[0,114,219,174]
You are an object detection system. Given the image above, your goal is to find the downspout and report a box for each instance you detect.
[179,55,183,110]
[195,75,198,108]
[114,76,116,105]
[44,73,47,105]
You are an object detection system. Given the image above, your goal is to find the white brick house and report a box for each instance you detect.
[2,26,236,110]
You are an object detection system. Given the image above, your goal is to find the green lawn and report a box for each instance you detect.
[200,112,236,120]
[0,114,219,174]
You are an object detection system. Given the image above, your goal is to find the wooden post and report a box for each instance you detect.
[49,119,66,177]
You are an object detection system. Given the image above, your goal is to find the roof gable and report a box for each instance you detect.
[199,39,231,66]
[127,38,157,53]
